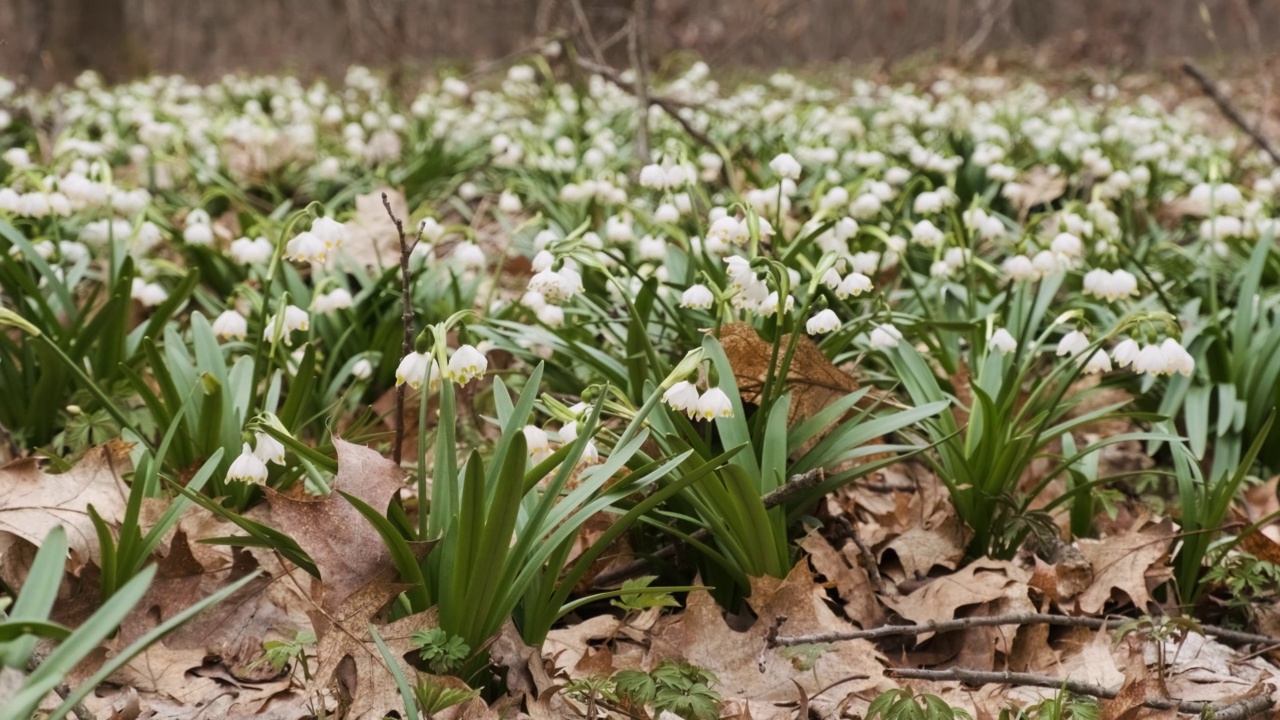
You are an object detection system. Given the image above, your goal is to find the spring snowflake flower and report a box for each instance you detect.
[869,323,903,350]
[447,344,487,385]
[311,216,348,250]
[1050,232,1083,259]
[1083,268,1139,302]
[212,309,248,340]
[769,152,802,180]
[638,235,666,261]
[1055,330,1089,356]
[498,191,522,213]
[806,309,842,335]
[820,267,843,289]
[184,210,214,246]
[639,164,667,189]
[285,231,327,263]
[1031,250,1065,276]
[254,432,286,465]
[351,358,373,380]
[227,443,269,484]
[558,421,578,444]
[395,351,431,389]
[990,328,1017,354]
[910,220,943,247]
[663,380,701,417]
[681,284,715,309]
[312,288,353,314]
[1082,349,1113,374]
[452,241,486,269]
[836,272,873,298]
[850,193,882,219]
[759,291,794,317]
[131,278,168,307]
[707,216,745,246]
[695,387,734,420]
[1131,343,1168,375]
[230,236,272,265]
[1160,338,1195,376]
[523,426,553,463]
[1111,338,1140,368]
[654,203,679,224]
[580,439,600,465]
[531,250,554,273]
[536,304,565,327]
[930,261,953,279]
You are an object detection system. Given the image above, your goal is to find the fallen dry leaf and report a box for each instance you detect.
[263,438,406,614]
[1074,518,1174,615]
[799,530,886,628]
[650,563,887,718]
[0,441,132,579]
[718,322,860,429]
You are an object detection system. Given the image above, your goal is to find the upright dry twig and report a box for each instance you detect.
[628,0,652,165]
[382,192,417,465]
[1183,60,1280,166]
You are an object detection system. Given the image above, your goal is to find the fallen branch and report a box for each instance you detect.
[1183,60,1280,166]
[886,668,1274,719]
[590,468,825,588]
[773,611,1278,649]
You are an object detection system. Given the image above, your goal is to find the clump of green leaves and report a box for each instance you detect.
[249,629,316,680]
[411,628,471,674]
[999,691,1098,720]
[565,661,722,720]
[413,676,481,716]
[866,689,972,720]
[610,576,681,611]
[1203,549,1280,620]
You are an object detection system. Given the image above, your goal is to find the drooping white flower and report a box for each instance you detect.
[229,236,273,265]
[1082,349,1113,374]
[212,309,248,340]
[1055,330,1090,357]
[1131,343,1168,376]
[662,380,700,417]
[558,421,579,444]
[452,241,486,269]
[227,443,269,484]
[447,344,487,385]
[990,328,1017,354]
[311,216,348,249]
[351,358,374,380]
[1111,338,1140,368]
[639,164,667,189]
[695,387,734,419]
[910,220,943,247]
[395,352,427,388]
[523,425,553,463]
[869,323,903,349]
[285,231,327,263]
[806,309,842,335]
[131,278,168,307]
[681,284,715,309]
[1002,254,1038,281]
[1159,338,1195,377]
[254,432,286,465]
[769,152,802,180]
[836,272,873,298]
[312,288,354,314]
[536,304,565,327]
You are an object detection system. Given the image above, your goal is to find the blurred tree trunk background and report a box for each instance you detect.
[1,0,1276,85]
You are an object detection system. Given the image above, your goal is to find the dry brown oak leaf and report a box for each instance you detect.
[0,440,132,579]
[717,322,859,430]
[1074,518,1175,615]
[262,438,408,617]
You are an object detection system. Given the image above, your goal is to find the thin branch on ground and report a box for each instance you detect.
[829,515,886,595]
[382,192,417,465]
[773,611,1278,648]
[886,667,1274,719]
[1183,60,1280,166]
[590,469,825,588]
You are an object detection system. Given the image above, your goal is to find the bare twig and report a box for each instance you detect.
[568,0,605,64]
[773,611,1278,649]
[627,0,651,164]
[382,192,416,465]
[572,54,733,188]
[886,668,1274,719]
[26,652,95,720]
[1183,60,1280,166]
[590,469,825,588]
[831,515,885,595]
